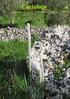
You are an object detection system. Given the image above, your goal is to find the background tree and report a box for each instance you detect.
[0,0,22,24]
[44,0,70,26]
[29,0,47,5]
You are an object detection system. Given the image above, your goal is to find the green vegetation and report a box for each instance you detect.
[45,0,70,26]
[0,40,45,98]
[0,0,70,99]
[0,40,28,60]
[31,33,41,46]
[0,11,46,27]
[54,55,70,80]
[0,40,29,99]
[0,0,70,27]
[64,55,70,69]
[0,0,47,27]
[0,0,19,24]
[28,83,44,99]
[54,66,63,80]
[0,67,28,99]
[65,59,70,68]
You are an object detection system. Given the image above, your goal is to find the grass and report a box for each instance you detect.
[0,40,44,99]
[0,35,40,60]
[0,11,46,28]
[14,73,28,91]
[0,40,28,60]
[0,68,28,99]
[0,40,29,99]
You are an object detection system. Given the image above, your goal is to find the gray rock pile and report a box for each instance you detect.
[44,67,70,99]
[0,26,47,41]
[30,25,70,99]
[0,27,28,41]
[31,25,70,77]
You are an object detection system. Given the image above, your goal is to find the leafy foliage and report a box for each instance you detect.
[54,54,70,80]
[64,54,70,69]
[54,66,63,80]
[45,0,70,26]
[31,33,41,46]
[47,0,68,11]
[0,69,28,99]
[0,0,20,24]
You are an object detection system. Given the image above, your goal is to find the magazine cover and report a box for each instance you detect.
[0,0,70,99]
